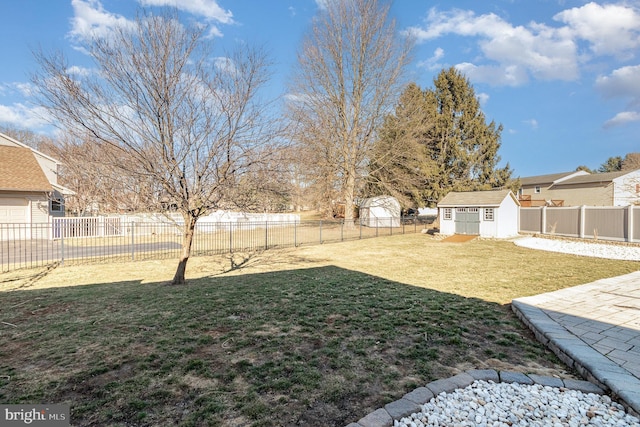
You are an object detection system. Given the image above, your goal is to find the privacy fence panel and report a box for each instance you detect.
[519,205,638,243]
[584,207,627,241]
[519,207,542,233]
[545,207,580,237]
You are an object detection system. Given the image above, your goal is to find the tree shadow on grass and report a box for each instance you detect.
[0,266,572,427]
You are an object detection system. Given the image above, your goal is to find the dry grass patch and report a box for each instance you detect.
[0,234,637,426]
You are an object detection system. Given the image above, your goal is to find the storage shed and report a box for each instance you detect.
[437,189,520,238]
[359,195,401,227]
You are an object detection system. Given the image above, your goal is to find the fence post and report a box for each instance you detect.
[60,229,65,266]
[131,222,135,261]
[541,206,547,234]
[229,222,233,253]
[579,206,586,239]
[628,205,634,243]
[265,220,269,251]
[294,220,297,247]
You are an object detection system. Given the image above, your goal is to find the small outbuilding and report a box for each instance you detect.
[437,189,520,238]
[359,195,401,227]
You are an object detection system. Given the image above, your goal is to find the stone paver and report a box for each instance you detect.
[512,271,640,415]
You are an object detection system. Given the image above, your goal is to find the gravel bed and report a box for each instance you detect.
[390,237,640,427]
[394,380,640,427]
[513,237,640,261]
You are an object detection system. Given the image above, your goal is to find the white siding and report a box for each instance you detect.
[613,171,640,206]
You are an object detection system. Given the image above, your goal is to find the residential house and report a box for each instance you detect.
[518,169,640,206]
[0,132,74,237]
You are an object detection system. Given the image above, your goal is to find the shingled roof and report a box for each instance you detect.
[437,189,519,207]
[0,145,53,192]
[519,171,588,186]
[555,170,631,186]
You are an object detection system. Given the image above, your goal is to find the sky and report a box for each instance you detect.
[0,0,639,178]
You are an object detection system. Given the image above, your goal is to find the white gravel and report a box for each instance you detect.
[513,237,640,261]
[394,381,640,427]
[393,236,640,427]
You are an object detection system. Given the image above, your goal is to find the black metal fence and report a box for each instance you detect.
[0,216,432,273]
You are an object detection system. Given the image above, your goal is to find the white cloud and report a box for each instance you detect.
[417,47,445,71]
[138,0,233,23]
[0,82,38,98]
[523,118,539,129]
[68,0,134,42]
[476,92,489,106]
[596,65,640,106]
[0,104,51,129]
[66,66,93,77]
[554,2,640,59]
[604,111,640,128]
[406,8,579,86]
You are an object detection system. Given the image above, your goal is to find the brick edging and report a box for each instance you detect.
[345,369,602,427]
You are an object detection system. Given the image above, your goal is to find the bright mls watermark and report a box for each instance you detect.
[1,405,69,426]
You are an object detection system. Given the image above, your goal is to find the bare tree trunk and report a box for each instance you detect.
[172,214,197,285]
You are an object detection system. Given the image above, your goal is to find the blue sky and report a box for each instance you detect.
[0,0,639,177]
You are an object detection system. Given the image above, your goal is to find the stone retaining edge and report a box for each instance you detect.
[511,299,640,417]
[344,369,602,427]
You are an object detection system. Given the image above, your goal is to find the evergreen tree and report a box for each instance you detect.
[598,156,623,172]
[367,68,512,207]
[426,67,512,203]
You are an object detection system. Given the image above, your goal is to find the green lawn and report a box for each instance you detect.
[1,234,637,426]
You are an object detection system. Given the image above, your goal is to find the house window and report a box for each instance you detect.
[534,186,541,194]
[484,208,494,221]
[443,208,452,220]
[51,198,64,213]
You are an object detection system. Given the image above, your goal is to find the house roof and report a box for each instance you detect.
[519,171,588,186]
[0,146,53,192]
[437,189,519,207]
[555,170,632,186]
[0,132,61,165]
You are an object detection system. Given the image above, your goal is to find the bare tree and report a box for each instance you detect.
[287,0,412,221]
[33,11,279,284]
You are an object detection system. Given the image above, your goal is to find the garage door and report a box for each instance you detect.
[0,198,28,223]
[454,207,480,235]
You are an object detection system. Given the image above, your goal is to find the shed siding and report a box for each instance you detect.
[438,190,519,238]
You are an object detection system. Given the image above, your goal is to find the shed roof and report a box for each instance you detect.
[0,146,53,192]
[437,189,519,207]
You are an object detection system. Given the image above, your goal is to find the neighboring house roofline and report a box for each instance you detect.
[552,170,636,186]
[0,131,62,165]
[0,146,53,192]
[52,182,76,196]
[519,170,589,187]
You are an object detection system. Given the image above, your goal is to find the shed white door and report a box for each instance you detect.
[0,198,28,223]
